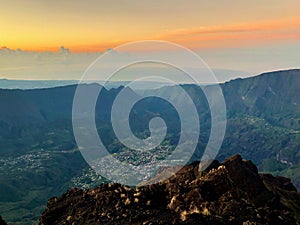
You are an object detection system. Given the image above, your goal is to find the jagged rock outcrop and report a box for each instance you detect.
[39,155,300,225]
[0,216,7,225]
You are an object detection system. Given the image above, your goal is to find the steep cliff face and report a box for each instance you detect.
[39,155,300,225]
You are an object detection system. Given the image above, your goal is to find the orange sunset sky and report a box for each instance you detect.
[2,0,300,52]
[1,0,300,79]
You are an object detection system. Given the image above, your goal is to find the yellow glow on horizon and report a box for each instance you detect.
[2,1,300,52]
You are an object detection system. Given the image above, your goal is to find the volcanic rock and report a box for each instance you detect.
[39,155,300,225]
[0,216,7,225]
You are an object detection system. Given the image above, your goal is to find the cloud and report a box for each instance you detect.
[1,28,300,81]
[0,47,101,79]
[155,17,300,48]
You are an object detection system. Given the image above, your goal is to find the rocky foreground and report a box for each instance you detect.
[0,216,6,225]
[39,155,300,225]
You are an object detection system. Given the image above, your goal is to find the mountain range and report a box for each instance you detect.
[0,69,299,224]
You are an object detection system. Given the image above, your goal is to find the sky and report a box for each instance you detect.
[1,0,300,80]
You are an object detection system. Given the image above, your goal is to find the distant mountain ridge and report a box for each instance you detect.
[0,79,78,90]
[0,69,298,126]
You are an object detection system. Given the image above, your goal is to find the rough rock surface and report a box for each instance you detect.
[39,155,300,225]
[0,216,7,225]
